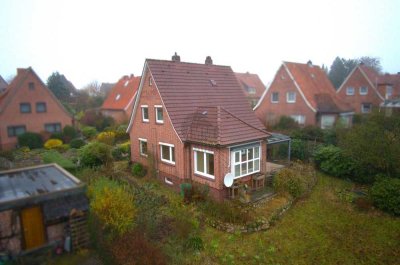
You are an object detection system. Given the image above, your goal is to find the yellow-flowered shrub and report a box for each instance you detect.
[96,131,116,145]
[44,139,63,150]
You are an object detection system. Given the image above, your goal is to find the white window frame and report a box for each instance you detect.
[231,145,261,179]
[193,148,215,179]
[286,92,296,103]
[320,115,335,129]
[290,115,306,125]
[155,105,164,124]
[271,92,279,103]
[159,142,175,165]
[386,85,393,99]
[361,103,372,113]
[141,105,149,122]
[346,87,355,96]
[247,87,256,94]
[164,177,173,185]
[139,138,148,157]
[359,86,368,95]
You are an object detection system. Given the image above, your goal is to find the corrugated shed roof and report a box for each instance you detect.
[146,59,269,145]
[235,72,266,98]
[101,75,140,110]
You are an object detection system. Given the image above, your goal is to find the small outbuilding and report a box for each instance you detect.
[0,164,88,257]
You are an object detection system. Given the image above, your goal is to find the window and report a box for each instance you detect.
[321,115,335,129]
[165,177,173,185]
[139,138,148,156]
[386,85,393,99]
[20,103,31,113]
[194,148,214,179]
[7,125,26,137]
[286,92,296,103]
[361,103,372,113]
[290,115,306,125]
[246,87,256,94]
[36,102,46,113]
[160,142,175,164]
[346,87,354,95]
[149,77,152,86]
[28,82,35,90]
[124,81,129,87]
[155,105,164,124]
[360,86,368,95]
[115,94,121,100]
[45,123,61,133]
[141,105,149,122]
[271,92,279,103]
[339,115,351,128]
[232,145,261,178]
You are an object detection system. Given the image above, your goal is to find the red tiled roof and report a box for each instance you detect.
[101,75,140,110]
[235,72,265,98]
[359,65,379,85]
[378,73,400,87]
[145,59,269,146]
[284,62,353,113]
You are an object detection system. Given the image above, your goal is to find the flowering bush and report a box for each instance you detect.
[97,131,116,145]
[44,138,63,149]
[79,141,112,168]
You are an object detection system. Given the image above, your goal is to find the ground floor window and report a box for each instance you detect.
[361,103,372,113]
[44,123,61,133]
[160,142,175,164]
[7,125,26,137]
[232,144,261,178]
[194,148,214,179]
[139,138,148,156]
[290,115,306,125]
[321,115,335,129]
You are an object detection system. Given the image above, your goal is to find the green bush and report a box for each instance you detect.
[50,132,64,140]
[370,178,400,216]
[79,141,113,168]
[18,132,43,149]
[41,150,76,170]
[44,138,63,149]
[115,124,129,141]
[81,126,97,138]
[0,150,14,161]
[69,138,86,149]
[314,145,354,179]
[131,163,147,177]
[273,116,299,131]
[291,125,323,141]
[63,125,77,142]
[199,199,252,224]
[273,162,316,198]
[112,143,130,160]
[185,235,204,251]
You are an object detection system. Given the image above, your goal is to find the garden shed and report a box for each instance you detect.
[0,163,88,257]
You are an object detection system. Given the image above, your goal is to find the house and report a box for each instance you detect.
[0,164,88,256]
[254,61,353,129]
[99,82,115,97]
[101,75,140,124]
[380,98,400,116]
[127,54,270,201]
[336,63,400,114]
[0,75,7,94]
[0,67,73,150]
[235,72,266,108]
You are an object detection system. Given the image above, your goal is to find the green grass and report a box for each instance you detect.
[41,149,76,170]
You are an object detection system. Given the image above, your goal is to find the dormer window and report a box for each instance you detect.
[141,105,149,122]
[286,92,296,103]
[359,86,368,95]
[246,87,256,94]
[155,105,164,124]
[124,81,129,87]
[115,94,121,100]
[346,87,354,95]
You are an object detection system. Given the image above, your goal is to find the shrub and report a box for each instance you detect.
[112,142,130,160]
[70,138,86,149]
[291,125,323,142]
[63,125,77,142]
[181,183,209,203]
[314,145,354,179]
[81,126,97,139]
[89,178,136,236]
[79,141,113,168]
[0,150,14,161]
[18,132,43,149]
[50,132,64,141]
[115,124,129,141]
[81,110,115,131]
[199,199,252,224]
[44,138,63,149]
[41,150,76,170]
[185,235,204,251]
[370,178,400,216]
[56,144,70,152]
[97,131,116,145]
[131,163,147,178]
[273,162,316,198]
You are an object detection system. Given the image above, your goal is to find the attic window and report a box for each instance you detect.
[28,82,35,90]
[210,79,217,86]
[124,81,129,87]
[149,77,152,86]
[115,94,121,100]
[281,75,285,80]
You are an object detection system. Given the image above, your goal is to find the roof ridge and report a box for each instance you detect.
[146,58,231,68]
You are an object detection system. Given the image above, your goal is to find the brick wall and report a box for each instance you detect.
[101,109,129,124]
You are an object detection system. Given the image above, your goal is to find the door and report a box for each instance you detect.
[21,206,46,250]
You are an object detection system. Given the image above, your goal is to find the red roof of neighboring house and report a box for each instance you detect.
[101,75,140,111]
[129,59,269,146]
[359,65,379,85]
[235,72,266,98]
[283,61,353,113]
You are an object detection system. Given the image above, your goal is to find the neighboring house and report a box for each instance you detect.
[99,82,115,97]
[254,61,353,129]
[0,75,7,94]
[0,67,73,150]
[0,164,88,255]
[235,72,266,108]
[380,98,400,116]
[336,63,400,114]
[127,54,270,201]
[101,75,140,124]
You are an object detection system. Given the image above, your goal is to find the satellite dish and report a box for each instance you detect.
[224,173,234,187]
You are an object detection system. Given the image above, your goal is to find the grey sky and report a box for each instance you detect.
[0,0,399,88]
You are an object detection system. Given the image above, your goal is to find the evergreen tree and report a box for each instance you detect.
[47,72,71,102]
[328,57,347,89]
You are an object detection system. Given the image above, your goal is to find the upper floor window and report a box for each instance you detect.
[361,103,372,113]
[232,145,260,178]
[160,142,175,165]
[346,87,354,95]
[28,82,35,90]
[290,115,306,125]
[386,85,393,99]
[271,92,279,103]
[246,87,256,94]
[7,125,26,137]
[139,138,148,157]
[20,103,31,113]
[36,102,47,113]
[194,148,214,179]
[286,92,296,103]
[141,105,149,122]
[45,123,61,133]
[359,86,368,95]
[155,105,164,124]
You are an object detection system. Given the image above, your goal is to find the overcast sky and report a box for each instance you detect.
[1,0,399,88]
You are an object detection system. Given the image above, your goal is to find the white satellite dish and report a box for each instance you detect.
[224,173,234,187]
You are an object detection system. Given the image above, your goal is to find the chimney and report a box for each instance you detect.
[17,68,26,76]
[205,56,213,65]
[130,74,134,78]
[172,52,180,62]
[397,72,400,75]
[307,60,313,67]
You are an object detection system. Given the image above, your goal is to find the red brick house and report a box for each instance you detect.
[127,55,270,200]
[337,64,400,114]
[101,75,140,124]
[0,67,72,150]
[235,72,266,108]
[254,61,353,129]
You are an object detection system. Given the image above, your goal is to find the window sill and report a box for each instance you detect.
[286,101,296,104]
[140,153,148,157]
[142,120,149,123]
[161,159,175,166]
[271,101,279,104]
[194,171,215,180]
[156,121,164,124]
[194,173,216,181]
